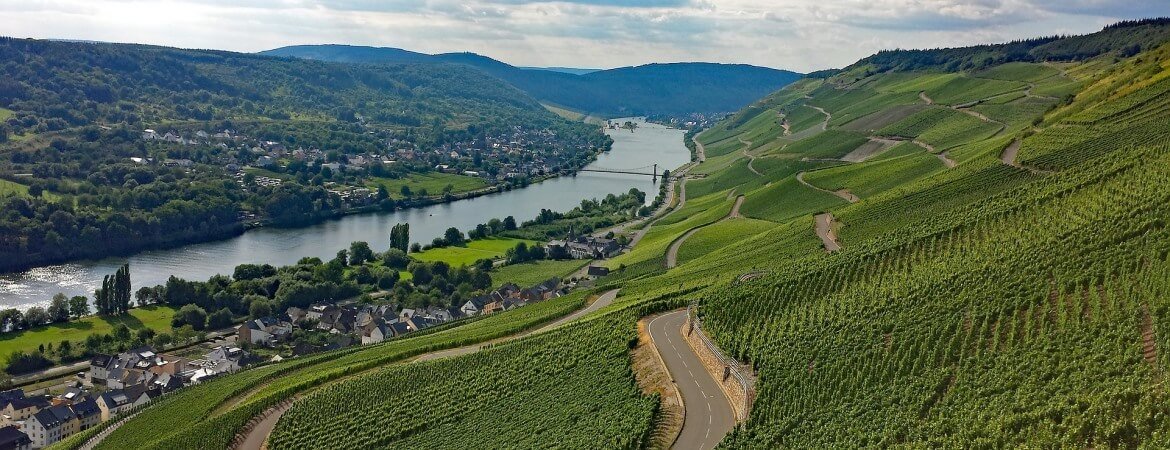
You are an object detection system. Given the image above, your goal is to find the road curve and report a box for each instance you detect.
[647,310,735,450]
[665,195,744,269]
[235,289,621,449]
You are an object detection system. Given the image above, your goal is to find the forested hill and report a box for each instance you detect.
[261,44,803,116]
[852,17,1170,73]
[0,38,570,140]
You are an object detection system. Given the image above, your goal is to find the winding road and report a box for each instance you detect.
[806,105,831,130]
[647,310,735,450]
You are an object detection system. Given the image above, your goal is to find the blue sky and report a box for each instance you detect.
[3,0,1169,72]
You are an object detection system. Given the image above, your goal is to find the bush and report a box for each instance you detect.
[173,305,208,331]
[5,351,52,374]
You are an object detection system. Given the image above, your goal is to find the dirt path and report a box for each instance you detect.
[919,91,934,105]
[742,149,761,176]
[665,195,744,269]
[231,290,622,450]
[797,172,859,203]
[1000,139,1022,166]
[842,138,898,162]
[806,105,831,130]
[814,213,842,252]
[1141,304,1158,368]
[692,135,707,162]
[935,152,957,168]
[78,412,141,450]
[779,113,791,136]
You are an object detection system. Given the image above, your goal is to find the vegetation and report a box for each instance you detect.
[0,37,608,271]
[48,18,1170,450]
[262,45,803,116]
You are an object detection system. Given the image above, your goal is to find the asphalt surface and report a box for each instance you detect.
[647,310,735,450]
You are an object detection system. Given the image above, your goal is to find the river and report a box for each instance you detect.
[0,118,690,310]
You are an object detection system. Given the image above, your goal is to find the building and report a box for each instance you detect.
[0,425,31,450]
[546,236,621,260]
[238,317,293,347]
[0,390,47,427]
[25,406,78,448]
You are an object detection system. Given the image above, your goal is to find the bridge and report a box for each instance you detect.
[575,164,663,182]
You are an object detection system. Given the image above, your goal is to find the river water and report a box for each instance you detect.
[0,118,689,310]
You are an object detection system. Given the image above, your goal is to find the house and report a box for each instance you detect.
[87,355,114,385]
[547,237,621,259]
[587,266,610,277]
[25,406,78,448]
[386,322,411,338]
[460,296,489,316]
[0,390,46,427]
[96,385,158,421]
[187,346,249,383]
[404,316,438,332]
[481,300,506,315]
[0,425,31,450]
[70,398,100,431]
[360,322,388,345]
[238,317,292,347]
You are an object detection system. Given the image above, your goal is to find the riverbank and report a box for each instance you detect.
[0,118,690,309]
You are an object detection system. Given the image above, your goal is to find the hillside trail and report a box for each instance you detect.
[919,91,934,105]
[1000,139,1022,166]
[806,105,831,130]
[692,135,707,162]
[778,112,792,135]
[227,289,622,450]
[814,213,842,252]
[1141,304,1159,369]
[665,195,745,269]
[909,139,957,168]
[797,171,859,204]
[737,138,762,176]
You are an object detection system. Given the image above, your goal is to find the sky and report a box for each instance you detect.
[2,0,1169,72]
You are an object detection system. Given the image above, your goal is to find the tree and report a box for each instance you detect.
[334,249,348,267]
[174,304,208,331]
[381,248,409,269]
[207,308,233,329]
[503,216,517,230]
[400,185,412,198]
[389,223,410,253]
[410,243,422,253]
[410,263,433,285]
[349,241,374,266]
[47,294,70,323]
[249,299,273,319]
[23,307,49,328]
[444,227,466,246]
[112,324,132,342]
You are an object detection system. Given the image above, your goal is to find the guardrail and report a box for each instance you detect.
[685,299,756,422]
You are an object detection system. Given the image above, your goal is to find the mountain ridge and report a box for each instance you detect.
[260,44,803,116]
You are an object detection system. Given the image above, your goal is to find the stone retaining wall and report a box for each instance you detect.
[683,304,755,422]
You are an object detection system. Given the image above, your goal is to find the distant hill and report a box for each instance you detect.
[261,45,803,116]
[519,67,600,76]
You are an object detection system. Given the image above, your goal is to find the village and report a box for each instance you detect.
[0,275,568,448]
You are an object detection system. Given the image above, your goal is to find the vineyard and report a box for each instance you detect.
[67,292,587,450]
[267,305,665,449]
[50,20,1170,450]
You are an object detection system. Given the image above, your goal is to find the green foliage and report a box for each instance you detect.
[803,145,945,198]
[739,175,847,222]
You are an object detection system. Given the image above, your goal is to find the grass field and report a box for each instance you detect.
[492,259,588,287]
[0,178,62,202]
[541,102,586,122]
[412,237,539,267]
[367,172,489,199]
[0,306,177,360]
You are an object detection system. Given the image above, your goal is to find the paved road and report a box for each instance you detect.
[647,310,735,450]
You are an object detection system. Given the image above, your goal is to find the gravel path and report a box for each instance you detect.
[814,213,842,252]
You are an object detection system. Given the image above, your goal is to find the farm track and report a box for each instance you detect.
[1141,304,1159,369]
[692,135,707,162]
[806,105,831,130]
[919,91,934,105]
[665,195,744,269]
[814,213,842,252]
[797,172,859,204]
[230,290,622,450]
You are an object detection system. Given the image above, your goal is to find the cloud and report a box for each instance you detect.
[0,0,1165,72]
